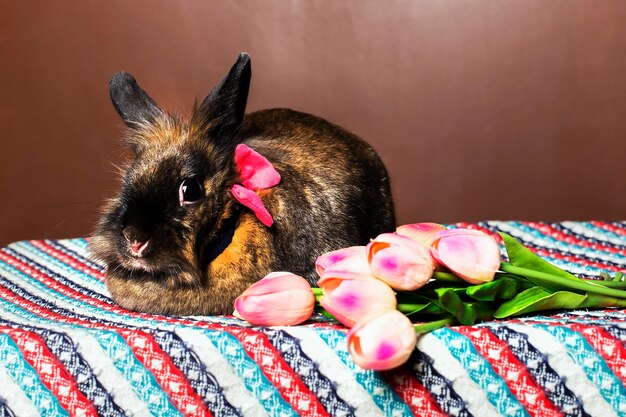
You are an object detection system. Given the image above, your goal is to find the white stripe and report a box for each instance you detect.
[9,242,110,297]
[510,324,618,417]
[0,363,41,417]
[0,257,179,332]
[56,239,106,270]
[175,327,269,417]
[62,328,154,417]
[417,332,500,417]
[562,222,626,246]
[285,327,385,417]
[491,222,624,265]
[0,306,153,417]
[9,242,248,328]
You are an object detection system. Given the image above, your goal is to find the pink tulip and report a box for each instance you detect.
[234,272,315,326]
[431,229,501,284]
[396,222,447,247]
[317,273,397,328]
[366,233,434,290]
[315,246,370,278]
[347,310,417,370]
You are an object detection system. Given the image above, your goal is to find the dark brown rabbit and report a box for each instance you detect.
[91,53,395,315]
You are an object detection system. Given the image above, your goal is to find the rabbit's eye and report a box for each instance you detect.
[179,178,204,206]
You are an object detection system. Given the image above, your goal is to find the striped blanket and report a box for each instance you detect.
[0,221,625,417]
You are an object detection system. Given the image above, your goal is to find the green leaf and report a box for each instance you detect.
[577,293,626,308]
[499,233,583,293]
[494,286,587,318]
[466,275,532,301]
[396,291,444,316]
[435,288,477,325]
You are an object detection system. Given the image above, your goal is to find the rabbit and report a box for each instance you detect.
[91,53,395,316]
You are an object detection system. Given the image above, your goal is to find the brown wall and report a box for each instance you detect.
[1,0,625,246]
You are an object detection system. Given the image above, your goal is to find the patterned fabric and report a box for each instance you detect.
[0,221,624,417]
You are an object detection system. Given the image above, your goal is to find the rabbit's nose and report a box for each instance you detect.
[122,227,149,257]
[130,240,150,257]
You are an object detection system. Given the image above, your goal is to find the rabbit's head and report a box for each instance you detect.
[91,54,251,286]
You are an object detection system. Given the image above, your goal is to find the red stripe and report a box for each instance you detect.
[0,248,229,332]
[119,330,213,417]
[526,222,624,255]
[0,328,98,417]
[454,222,622,272]
[0,282,324,416]
[591,221,626,237]
[530,248,622,272]
[453,223,504,243]
[382,370,447,417]
[567,323,626,381]
[31,240,106,281]
[456,327,563,417]
[229,328,329,417]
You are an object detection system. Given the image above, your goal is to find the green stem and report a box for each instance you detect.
[312,287,324,303]
[585,280,626,289]
[397,303,428,313]
[413,317,456,333]
[432,271,465,283]
[500,263,626,299]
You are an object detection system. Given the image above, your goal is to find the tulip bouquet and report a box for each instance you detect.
[234,223,626,371]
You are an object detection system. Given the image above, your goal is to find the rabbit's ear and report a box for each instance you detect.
[109,72,163,128]
[195,53,251,150]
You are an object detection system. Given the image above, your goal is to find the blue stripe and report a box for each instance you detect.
[579,222,626,246]
[0,268,133,328]
[509,222,625,268]
[0,257,177,330]
[434,328,530,417]
[8,241,245,327]
[551,223,626,250]
[6,243,112,301]
[410,348,473,417]
[93,330,182,417]
[317,329,413,417]
[487,324,591,417]
[0,319,125,417]
[202,329,297,417]
[151,330,241,417]
[534,324,626,413]
[45,239,107,272]
[261,328,354,416]
[0,333,69,417]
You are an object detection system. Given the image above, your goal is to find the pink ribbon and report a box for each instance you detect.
[231,144,281,227]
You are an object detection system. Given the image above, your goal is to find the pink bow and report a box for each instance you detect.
[231,144,281,227]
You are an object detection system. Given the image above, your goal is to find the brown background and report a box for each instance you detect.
[1,1,625,246]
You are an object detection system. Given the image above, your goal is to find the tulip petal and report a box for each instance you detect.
[315,246,369,277]
[369,246,433,290]
[318,276,396,327]
[347,310,417,370]
[367,233,435,290]
[432,229,501,284]
[234,272,315,326]
[396,223,447,247]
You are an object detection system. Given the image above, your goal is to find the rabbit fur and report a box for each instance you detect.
[91,53,395,315]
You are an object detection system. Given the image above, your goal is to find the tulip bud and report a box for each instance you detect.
[315,246,370,278]
[367,233,434,290]
[317,273,397,328]
[431,229,501,284]
[396,222,447,247]
[234,272,315,326]
[347,310,417,370]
